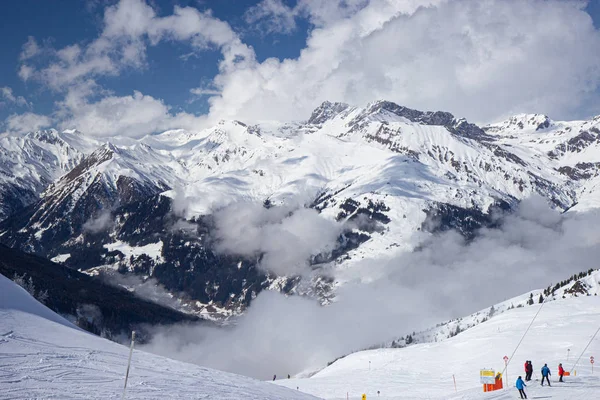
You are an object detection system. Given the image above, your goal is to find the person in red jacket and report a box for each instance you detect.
[558,363,564,382]
[525,361,533,381]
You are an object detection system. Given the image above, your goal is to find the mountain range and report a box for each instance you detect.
[2,100,599,327]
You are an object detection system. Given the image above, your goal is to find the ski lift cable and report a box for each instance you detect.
[569,325,600,375]
[501,294,550,376]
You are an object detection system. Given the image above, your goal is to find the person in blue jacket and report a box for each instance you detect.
[541,364,551,386]
[516,376,527,399]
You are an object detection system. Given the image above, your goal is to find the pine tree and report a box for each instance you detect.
[528,293,534,305]
[538,294,544,303]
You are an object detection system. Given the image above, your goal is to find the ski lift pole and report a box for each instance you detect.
[121,331,136,400]
[503,356,509,390]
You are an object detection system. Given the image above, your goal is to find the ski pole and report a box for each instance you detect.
[121,331,136,400]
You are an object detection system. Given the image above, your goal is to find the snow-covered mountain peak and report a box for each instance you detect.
[485,113,554,135]
[24,129,64,145]
[308,101,350,125]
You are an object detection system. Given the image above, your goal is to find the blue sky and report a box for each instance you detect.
[0,0,309,118]
[2,0,600,137]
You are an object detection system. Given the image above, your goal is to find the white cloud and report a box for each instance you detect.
[212,202,344,276]
[5,112,52,134]
[15,0,255,137]
[244,0,371,33]
[206,0,600,124]
[83,209,115,233]
[189,87,221,96]
[18,65,34,82]
[143,197,600,379]
[19,36,40,61]
[0,87,29,107]
[20,0,252,90]
[59,90,206,137]
[13,0,600,137]
[245,0,298,35]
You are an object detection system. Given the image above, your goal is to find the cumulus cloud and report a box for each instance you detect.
[0,87,29,107]
[189,87,221,97]
[245,0,299,35]
[207,0,600,124]
[20,0,252,90]
[58,89,206,137]
[19,36,40,61]
[142,196,600,379]
[246,0,370,30]
[4,112,52,134]
[15,0,252,137]
[17,65,35,82]
[212,202,344,276]
[11,0,600,136]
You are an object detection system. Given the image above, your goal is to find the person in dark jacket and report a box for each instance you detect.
[541,364,551,386]
[525,361,533,381]
[558,363,564,382]
[516,376,527,399]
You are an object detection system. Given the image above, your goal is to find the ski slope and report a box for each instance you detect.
[0,274,319,400]
[277,296,600,399]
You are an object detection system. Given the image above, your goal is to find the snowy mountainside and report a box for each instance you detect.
[0,243,198,340]
[0,273,320,400]
[484,114,600,211]
[2,100,600,318]
[277,275,600,399]
[388,268,600,349]
[0,129,91,220]
[485,113,554,134]
[0,142,181,255]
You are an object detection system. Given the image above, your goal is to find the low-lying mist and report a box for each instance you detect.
[140,196,600,380]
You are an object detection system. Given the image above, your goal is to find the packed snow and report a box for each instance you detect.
[0,273,319,400]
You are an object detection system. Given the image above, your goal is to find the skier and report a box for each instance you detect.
[558,363,564,382]
[527,361,533,381]
[525,361,533,381]
[541,364,551,386]
[516,376,527,399]
[272,374,276,381]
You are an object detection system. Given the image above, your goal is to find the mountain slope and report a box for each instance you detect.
[0,243,199,339]
[484,114,600,211]
[0,273,320,400]
[0,130,89,220]
[277,285,600,399]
